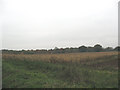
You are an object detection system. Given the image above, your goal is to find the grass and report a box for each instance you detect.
[2,52,118,88]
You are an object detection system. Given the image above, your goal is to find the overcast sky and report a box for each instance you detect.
[1,0,119,50]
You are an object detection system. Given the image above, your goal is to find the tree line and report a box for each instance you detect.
[2,44,120,54]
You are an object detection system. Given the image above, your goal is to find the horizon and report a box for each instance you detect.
[1,44,119,51]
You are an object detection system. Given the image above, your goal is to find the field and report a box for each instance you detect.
[2,52,119,88]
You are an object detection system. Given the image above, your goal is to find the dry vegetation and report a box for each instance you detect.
[2,51,118,88]
[2,51,118,62]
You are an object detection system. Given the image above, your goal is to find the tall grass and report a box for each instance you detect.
[2,52,118,88]
[2,52,118,62]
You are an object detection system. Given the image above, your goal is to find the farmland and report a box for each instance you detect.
[2,52,118,88]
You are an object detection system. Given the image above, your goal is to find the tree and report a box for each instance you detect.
[64,48,71,53]
[114,46,120,51]
[87,47,94,52]
[79,45,87,52]
[104,47,113,51]
[53,47,60,53]
[93,44,103,52]
[54,47,58,50]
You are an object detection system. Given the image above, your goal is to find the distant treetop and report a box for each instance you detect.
[2,44,120,54]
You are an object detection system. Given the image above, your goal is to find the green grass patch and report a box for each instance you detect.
[2,55,118,88]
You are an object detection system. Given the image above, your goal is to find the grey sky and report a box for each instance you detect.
[1,0,119,50]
